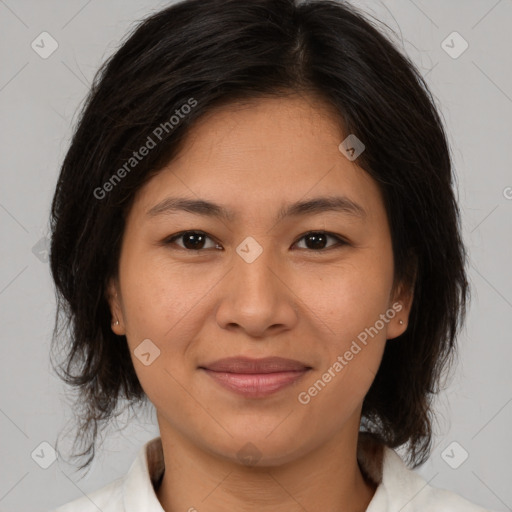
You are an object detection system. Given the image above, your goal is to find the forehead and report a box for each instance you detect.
[129,94,384,225]
[179,93,344,163]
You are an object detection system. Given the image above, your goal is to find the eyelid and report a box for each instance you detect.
[291,231,349,250]
[162,230,349,251]
[163,230,222,250]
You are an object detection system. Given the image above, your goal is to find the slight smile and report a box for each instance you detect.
[199,356,313,399]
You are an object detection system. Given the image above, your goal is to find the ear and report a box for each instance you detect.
[386,257,417,341]
[106,277,125,335]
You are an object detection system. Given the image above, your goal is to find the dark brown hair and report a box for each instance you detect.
[49,0,469,473]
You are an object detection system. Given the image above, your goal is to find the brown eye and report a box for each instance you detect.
[294,231,347,251]
[165,231,221,251]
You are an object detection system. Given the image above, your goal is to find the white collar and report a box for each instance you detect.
[118,434,488,512]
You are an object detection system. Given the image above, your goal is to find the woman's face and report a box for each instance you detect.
[108,94,412,465]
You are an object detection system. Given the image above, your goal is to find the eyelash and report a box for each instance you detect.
[162,230,349,252]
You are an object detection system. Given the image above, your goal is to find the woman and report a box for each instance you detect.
[49,0,492,510]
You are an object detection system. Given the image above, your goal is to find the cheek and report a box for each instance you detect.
[120,251,204,332]
[294,252,393,405]
[119,253,230,375]
[300,253,394,342]
[295,263,391,419]
[118,258,210,406]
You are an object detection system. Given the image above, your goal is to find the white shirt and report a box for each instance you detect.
[52,434,492,511]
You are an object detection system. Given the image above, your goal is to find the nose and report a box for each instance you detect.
[215,244,299,338]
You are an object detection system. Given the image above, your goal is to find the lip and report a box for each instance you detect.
[200,356,311,373]
[199,357,312,398]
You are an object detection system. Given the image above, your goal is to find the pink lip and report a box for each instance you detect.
[199,357,312,398]
[201,368,310,398]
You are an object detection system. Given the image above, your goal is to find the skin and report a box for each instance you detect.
[107,93,414,512]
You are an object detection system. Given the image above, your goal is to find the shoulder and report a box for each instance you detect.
[49,436,164,512]
[358,434,493,512]
[419,485,492,511]
[50,477,124,512]
[378,446,493,512]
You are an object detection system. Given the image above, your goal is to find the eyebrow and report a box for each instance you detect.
[146,195,367,223]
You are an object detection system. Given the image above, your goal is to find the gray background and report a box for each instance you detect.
[0,0,511,511]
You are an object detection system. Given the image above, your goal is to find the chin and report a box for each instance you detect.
[202,430,312,469]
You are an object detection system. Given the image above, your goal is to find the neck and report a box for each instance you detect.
[155,424,378,512]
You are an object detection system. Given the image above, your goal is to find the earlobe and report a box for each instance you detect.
[106,278,125,334]
[386,300,409,341]
[387,254,417,340]
[387,280,415,340]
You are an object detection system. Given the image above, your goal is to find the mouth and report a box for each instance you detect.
[198,356,312,398]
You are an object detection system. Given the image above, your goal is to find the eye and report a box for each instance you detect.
[293,231,347,251]
[163,231,222,251]
[162,230,348,252]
